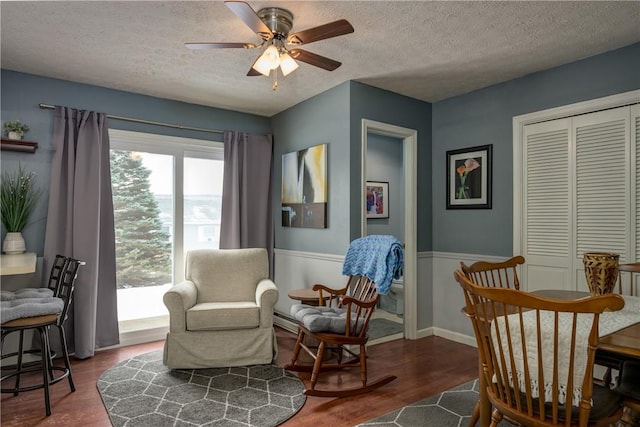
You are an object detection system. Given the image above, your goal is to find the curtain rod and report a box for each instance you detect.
[38,103,224,135]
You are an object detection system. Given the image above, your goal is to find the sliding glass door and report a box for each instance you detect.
[109,130,223,336]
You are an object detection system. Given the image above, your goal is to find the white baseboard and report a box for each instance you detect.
[416,326,434,339]
[100,327,168,351]
[274,312,298,334]
[432,327,477,348]
[98,250,503,351]
[368,333,404,346]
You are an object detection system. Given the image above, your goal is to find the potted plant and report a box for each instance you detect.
[3,120,30,140]
[1,165,41,254]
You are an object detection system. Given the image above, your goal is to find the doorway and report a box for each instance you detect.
[361,119,417,340]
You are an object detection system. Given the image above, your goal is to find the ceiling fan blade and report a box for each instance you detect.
[185,42,256,49]
[289,49,342,71]
[287,20,354,46]
[224,1,273,40]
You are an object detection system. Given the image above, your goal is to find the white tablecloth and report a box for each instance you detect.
[491,295,640,406]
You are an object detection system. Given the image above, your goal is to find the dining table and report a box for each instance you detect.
[472,289,640,427]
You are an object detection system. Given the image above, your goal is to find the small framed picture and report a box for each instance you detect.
[366,181,389,218]
[446,144,492,209]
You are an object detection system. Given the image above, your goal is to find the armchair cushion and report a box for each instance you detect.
[187,302,260,330]
[186,248,269,303]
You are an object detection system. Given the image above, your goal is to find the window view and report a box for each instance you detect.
[109,130,223,336]
[183,156,223,253]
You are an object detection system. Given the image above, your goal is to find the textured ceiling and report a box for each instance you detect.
[2,1,639,117]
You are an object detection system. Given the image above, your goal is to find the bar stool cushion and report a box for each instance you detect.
[0,297,63,324]
[1,289,54,301]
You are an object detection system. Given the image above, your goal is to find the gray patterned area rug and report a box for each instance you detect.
[97,350,306,427]
[357,380,509,427]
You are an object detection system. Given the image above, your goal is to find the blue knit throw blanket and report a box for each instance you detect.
[342,235,404,295]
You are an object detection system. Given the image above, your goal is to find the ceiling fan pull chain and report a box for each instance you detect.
[272,68,278,91]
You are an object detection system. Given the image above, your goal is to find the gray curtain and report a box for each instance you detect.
[43,106,119,359]
[220,131,274,269]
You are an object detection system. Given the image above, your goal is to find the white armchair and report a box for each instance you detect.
[162,248,279,369]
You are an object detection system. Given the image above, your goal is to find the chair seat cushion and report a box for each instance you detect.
[616,360,640,400]
[1,297,63,324]
[1,288,54,301]
[498,384,622,424]
[186,302,260,331]
[501,383,622,423]
[291,303,363,334]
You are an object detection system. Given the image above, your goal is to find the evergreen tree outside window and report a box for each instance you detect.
[110,150,172,288]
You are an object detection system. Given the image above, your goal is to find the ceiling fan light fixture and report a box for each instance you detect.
[252,44,280,76]
[279,52,299,76]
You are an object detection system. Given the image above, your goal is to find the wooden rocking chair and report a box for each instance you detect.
[285,275,397,397]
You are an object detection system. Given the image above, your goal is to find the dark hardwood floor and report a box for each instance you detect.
[1,327,478,426]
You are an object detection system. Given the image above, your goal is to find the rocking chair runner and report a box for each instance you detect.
[285,275,397,397]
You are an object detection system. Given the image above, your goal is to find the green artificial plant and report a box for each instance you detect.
[3,120,30,138]
[0,165,41,232]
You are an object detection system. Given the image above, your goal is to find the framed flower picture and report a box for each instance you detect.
[366,181,389,218]
[446,144,492,209]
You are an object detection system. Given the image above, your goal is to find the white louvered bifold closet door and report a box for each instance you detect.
[574,109,629,259]
[634,105,640,261]
[522,118,571,291]
[521,105,638,292]
[573,108,632,290]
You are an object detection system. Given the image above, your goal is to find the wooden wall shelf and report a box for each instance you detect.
[1,138,38,153]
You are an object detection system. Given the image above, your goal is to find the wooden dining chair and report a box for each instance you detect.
[614,360,640,427]
[455,270,625,427]
[460,255,525,290]
[285,275,397,397]
[460,255,525,425]
[611,264,640,425]
[617,263,640,296]
[596,262,640,389]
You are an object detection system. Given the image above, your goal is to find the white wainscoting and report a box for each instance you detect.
[431,251,510,348]
[274,248,437,342]
[273,248,345,322]
[110,250,511,351]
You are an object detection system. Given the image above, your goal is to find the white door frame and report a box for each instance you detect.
[361,119,418,340]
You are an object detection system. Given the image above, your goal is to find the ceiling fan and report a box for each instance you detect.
[185,1,354,89]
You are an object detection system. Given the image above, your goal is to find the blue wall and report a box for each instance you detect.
[271,82,351,254]
[271,81,432,255]
[0,70,271,256]
[431,42,640,256]
[349,82,432,251]
[3,41,639,260]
